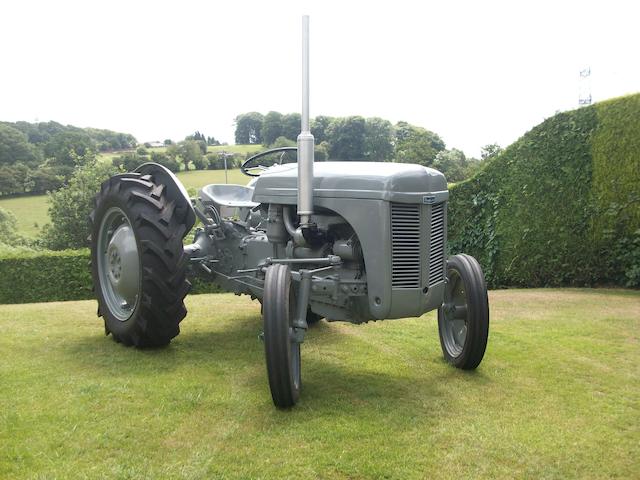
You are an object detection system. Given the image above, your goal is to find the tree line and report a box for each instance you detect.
[234,112,497,181]
[111,131,239,176]
[0,121,136,196]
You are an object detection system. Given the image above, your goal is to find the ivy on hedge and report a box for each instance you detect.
[0,249,220,304]
[448,93,640,288]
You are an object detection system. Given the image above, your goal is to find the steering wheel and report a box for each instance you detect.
[241,147,298,177]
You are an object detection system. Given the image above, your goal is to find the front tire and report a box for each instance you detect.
[438,254,489,369]
[263,264,301,408]
[90,173,192,347]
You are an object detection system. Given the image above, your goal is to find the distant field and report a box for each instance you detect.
[177,168,248,190]
[1,289,638,479]
[0,168,250,238]
[0,195,50,237]
[207,144,263,155]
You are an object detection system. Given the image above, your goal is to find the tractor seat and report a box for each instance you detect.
[199,184,259,209]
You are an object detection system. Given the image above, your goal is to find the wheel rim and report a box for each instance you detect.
[97,207,140,321]
[442,268,468,357]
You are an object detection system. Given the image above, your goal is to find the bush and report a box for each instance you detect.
[0,249,93,303]
[0,248,220,304]
[207,153,237,170]
[192,154,209,170]
[0,207,26,246]
[448,93,640,288]
[149,151,180,173]
[42,161,118,250]
[112,152,147,172]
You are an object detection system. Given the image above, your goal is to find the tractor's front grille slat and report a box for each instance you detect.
[391,201,446,290]
[428,202,446,286]
[391,203,421,288]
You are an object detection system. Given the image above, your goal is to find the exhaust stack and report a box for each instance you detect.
[297,15,314,227]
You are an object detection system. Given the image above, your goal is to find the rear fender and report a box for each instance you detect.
[134,162,196,231]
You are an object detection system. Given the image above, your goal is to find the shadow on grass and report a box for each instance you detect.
[63,311,492,411]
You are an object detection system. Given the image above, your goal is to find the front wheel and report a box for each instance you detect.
[438,254,489,369]
[263,264,301,408]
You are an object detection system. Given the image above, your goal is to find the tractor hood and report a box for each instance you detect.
[252,161,448,204]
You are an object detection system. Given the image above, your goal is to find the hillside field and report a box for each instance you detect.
[1,289,638,479]
[0,168,251,238]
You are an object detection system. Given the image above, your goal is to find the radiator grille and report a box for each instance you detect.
[391,203,421,288]
[428,203,445,286]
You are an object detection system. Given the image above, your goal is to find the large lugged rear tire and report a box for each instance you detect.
[90,173,192,347]
[263,264,301,408]
[438,254,489,369]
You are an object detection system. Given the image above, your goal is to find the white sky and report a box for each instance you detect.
[1,0,638,157]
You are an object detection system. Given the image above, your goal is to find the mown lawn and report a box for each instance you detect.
[1,289,638,479]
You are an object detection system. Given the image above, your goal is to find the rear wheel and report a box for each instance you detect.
[438,254,489,369]
[263,264,301,408]
[90,173,192,347]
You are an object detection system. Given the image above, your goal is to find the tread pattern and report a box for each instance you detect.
[438,253,490,369]
[263,264,300,408]
[90,172,192,348]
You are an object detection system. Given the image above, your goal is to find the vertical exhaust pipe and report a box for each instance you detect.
[297,15,314,227]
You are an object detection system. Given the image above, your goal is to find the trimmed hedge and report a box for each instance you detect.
[0,249,220,304]
[448,93,640,287]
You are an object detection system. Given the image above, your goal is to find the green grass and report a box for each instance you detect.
[176,168,248,190]
[0,195,50,237]
[1,289,638,479]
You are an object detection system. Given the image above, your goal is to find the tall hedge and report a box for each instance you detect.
[0,249,93,304]
[0,249,219,304]
[448,93,640,287]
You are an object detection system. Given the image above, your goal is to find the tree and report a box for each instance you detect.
[112,152,146,172]
[164,139,173,146]
[150,151,180,173]
[234,112,264,144]
[44,131,95,167]
[0,166,21,195]
[326,116,367,160]
[0,207,28,247]
[0,124,40,166]
[281,113,301,141]
[311,116,333,144]
[394,122,445,166]
[42,160,118,250]
[270,136,296,148]
[192,154,209,170]
[206,136,220,146]
[481,143,503,161]
[364,117,393,161]
[28,167,64,193]
[432,149,469,182]
[186,131,206,142]
[262,111,284,146]
[166,143,180,160]
[178,140,202,171]
[315,141,330,161]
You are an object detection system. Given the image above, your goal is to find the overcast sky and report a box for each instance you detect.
[1,0,638,157]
